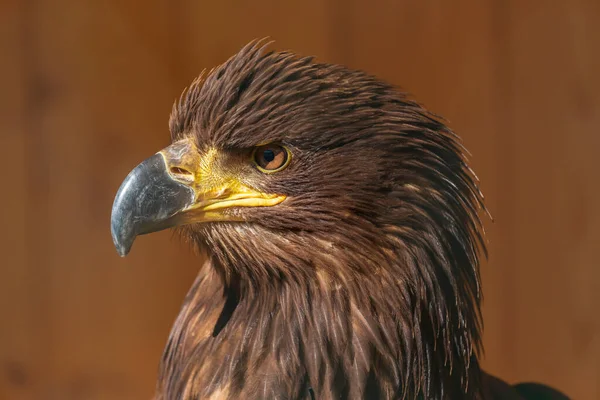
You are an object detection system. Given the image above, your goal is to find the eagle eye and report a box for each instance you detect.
[252,144,291,173]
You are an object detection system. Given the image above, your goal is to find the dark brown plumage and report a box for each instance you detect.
[113,40,569,400]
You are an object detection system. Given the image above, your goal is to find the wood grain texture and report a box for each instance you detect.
[0,1,33,399]
[502,2,599,398]
[0,0,597,399]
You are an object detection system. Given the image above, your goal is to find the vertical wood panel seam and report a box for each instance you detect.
[327,0,355,66]
[21,0,51,389]
[490,0,517,373]
[167,0,183,89]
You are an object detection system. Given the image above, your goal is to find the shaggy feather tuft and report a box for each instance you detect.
[157,40,488,400]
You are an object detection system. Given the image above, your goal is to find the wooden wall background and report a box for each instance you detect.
[1,0,598,399]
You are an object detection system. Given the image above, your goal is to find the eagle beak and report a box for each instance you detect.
[110,138,286,257]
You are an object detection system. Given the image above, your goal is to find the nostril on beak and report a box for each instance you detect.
[169,166,194,182]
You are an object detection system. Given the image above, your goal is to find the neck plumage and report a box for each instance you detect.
[155,227,484,400]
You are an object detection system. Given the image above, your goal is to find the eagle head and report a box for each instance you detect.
[111,40,487,399]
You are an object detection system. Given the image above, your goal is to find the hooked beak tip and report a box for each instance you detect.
[116,246,130,258]
[111,210,135,257]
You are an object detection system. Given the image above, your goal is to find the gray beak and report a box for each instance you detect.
[110,153,194,257]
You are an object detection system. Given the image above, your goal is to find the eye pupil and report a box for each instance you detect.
[263,149,275,162]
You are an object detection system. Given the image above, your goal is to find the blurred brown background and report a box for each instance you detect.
[1,0,598,399]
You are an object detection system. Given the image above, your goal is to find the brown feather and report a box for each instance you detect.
[154,40,564,400]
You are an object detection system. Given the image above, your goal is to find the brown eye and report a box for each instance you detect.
[252,144,290,173]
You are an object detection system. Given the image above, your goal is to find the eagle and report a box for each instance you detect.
[110,41,569,400]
